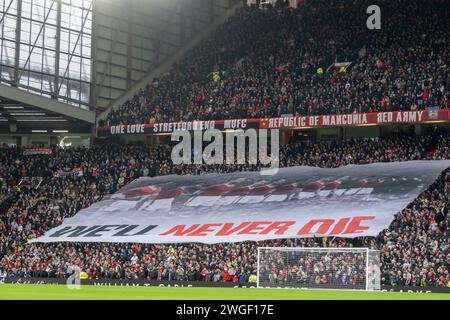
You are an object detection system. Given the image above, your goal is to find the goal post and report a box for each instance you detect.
[257,247,381,291]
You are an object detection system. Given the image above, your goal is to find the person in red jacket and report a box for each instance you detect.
[222,269,231,282]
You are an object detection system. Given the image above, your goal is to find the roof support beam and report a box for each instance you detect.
[53,0,62,99]
[13,0,22,86]
[0,84,95,124]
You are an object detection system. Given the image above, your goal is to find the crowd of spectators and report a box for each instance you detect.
[100,0,449,126]
[0,131,449,287]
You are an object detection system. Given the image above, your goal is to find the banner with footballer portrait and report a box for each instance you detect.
[35,160,450,244]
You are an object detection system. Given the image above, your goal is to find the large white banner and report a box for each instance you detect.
[35,161,450,244]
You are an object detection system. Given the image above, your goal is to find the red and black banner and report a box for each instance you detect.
[96,109,449,137]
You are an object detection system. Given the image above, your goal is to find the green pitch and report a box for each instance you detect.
[0,284,449,300]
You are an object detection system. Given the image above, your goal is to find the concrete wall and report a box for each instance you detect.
[94,0,240,113]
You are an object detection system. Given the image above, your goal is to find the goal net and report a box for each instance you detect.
[257,247,381,291]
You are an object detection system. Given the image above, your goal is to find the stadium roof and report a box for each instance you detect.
[0,84,94,134]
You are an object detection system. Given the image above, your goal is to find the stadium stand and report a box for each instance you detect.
[0,0,449,291]
[99,0,449,126]
[1,131,449,286]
